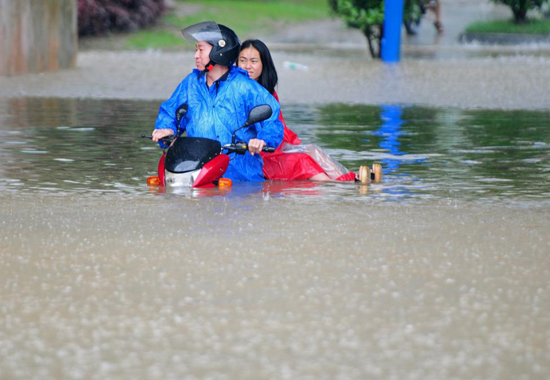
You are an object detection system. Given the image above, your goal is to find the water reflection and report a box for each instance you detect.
[1,97,549,204]
[375,105,428,173]
[374,105,422,199]
[149,181,325,199]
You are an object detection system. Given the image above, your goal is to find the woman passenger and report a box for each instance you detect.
[238,39,364,182]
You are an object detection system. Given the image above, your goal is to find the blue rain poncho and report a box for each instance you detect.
[154,66,284,182]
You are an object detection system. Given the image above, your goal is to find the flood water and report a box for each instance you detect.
[1,97,549,203]
[1,98,549,380]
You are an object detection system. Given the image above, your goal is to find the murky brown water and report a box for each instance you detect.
[1,98,549,380]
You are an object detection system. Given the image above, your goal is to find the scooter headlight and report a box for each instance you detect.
[165,170,200,187]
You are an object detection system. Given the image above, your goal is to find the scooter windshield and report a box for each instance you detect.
[165,137,221,174]
[181,21,222,45]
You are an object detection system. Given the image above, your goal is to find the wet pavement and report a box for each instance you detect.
[2,47,549,111]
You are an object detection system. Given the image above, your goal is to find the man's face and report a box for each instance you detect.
[194,41,212,70]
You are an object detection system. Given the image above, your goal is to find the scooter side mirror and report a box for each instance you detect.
[175,104,188,122]
[175,104,188,138]
[245,104,272,126]
[231,105,273,144]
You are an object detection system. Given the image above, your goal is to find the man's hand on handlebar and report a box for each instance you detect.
[248,138,266,155]
[151,129,174,142]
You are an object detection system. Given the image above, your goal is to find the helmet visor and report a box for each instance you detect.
[181,21,222,45]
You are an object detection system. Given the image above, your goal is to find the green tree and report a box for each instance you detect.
[329,0,423,58]
[329,0,385,58]
[490,0,549,23]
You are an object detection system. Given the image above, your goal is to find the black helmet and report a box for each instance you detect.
[181,21,241,68]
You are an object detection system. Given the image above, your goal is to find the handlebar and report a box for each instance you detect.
[223,142,275,154]
[142,135,275,153]
[141,134,174,143]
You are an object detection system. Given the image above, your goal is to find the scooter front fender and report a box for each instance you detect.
[193,154,230,188]
[158,152,166,186]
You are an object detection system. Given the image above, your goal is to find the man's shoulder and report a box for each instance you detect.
[171,70,203,93]
[184,69,202,82]
[229,67,270,94]
[230,66,249,77]
[228,66,255,83]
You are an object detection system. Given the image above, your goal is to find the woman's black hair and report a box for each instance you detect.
[240,39,278,94]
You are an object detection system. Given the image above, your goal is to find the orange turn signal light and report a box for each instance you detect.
[218,178,232,188]
[147,175,161,186]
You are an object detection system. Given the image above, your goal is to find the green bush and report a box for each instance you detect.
[490,0,550,22]
[465,19,550,34]
[78,0,165,36]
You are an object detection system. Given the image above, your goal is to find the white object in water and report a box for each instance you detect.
[283,61,309,71]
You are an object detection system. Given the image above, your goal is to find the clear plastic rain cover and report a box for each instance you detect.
[281,143,350,180]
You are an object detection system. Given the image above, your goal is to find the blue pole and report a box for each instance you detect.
[381,0,404,63]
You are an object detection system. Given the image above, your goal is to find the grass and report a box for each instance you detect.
[126,30,186,49]
[465,19,550,35]
[126,0,331,50]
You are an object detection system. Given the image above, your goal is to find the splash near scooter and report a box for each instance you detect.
[143,104,276,189]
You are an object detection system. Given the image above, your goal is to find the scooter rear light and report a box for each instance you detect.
[147,175,161,186]
[218,178,232,188]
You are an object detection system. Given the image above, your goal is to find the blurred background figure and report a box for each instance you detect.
[426,0,444,34]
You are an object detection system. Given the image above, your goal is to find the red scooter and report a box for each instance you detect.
[143,104,275,189]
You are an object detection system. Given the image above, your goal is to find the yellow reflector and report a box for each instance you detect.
[147,176,161,186]
[218,178,232,188]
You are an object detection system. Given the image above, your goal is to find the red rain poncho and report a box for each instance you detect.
[261,91,356,182]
